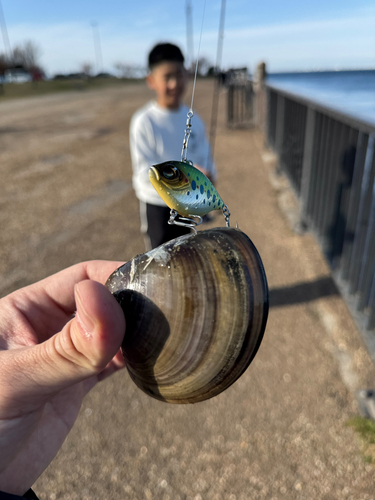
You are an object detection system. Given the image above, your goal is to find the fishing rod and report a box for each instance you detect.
[0,0,12,61]
[181,0,206,162]
[185,0,194,72]
[207,0,226,167]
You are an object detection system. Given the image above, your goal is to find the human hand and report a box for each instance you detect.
[0,261,126,496]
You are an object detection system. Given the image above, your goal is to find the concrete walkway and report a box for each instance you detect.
[1,82,375,499]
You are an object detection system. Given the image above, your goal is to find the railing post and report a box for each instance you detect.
[340,132,368,280]
[368,277,375,329]
[300,107,316,225]
[227,81,254,129]
[275,94,285,169]
[348,136,375,294]
[253,61,266,133]
[265,87,271,146]
[227,84,233,126]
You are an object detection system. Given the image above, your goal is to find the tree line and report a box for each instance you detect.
[0,39,219,82]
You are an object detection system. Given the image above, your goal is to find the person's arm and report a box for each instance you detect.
[130,114,158,183]
[0,261,125,496]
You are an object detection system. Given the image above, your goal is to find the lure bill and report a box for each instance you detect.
[149,161,225,217]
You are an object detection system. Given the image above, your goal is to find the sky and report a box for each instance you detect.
[1,0,375,76]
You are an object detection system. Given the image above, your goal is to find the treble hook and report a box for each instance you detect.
[168,209,203,234]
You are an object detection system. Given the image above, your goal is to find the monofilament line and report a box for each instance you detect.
[190,0,207,111]
[181,0,207,161]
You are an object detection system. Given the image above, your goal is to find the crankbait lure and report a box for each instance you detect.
[149,161,231,229]
[149,161,225,217]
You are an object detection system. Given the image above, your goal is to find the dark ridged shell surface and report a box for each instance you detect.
[106,227,268,404]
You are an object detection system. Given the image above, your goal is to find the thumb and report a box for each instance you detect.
[2,280,126,412]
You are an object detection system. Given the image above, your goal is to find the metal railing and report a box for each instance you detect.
[227,81,254,128]
[264,84,375,336]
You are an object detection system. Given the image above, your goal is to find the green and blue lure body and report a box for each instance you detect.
[149,161,225,217]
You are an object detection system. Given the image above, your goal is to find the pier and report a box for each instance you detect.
[1,81,375,498]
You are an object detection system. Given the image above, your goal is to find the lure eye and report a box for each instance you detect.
[162,164,179,180]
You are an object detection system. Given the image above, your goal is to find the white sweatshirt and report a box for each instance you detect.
[130,101,217,206]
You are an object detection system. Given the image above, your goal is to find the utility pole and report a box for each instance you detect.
[185,0,194,72]
[208,0,226,164]
[0,0,12,61]
[91,21,103,75]
[214,0,226,75]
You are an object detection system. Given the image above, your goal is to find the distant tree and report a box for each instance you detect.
[80,63,93,78]
[11,41,44,81]
[0,53,6,93]
[95,72,114,79]
[114,62,134,78]
[0,53,8,76]
[206,66,216,77]
[114,62,146,79]
[193,57,212,77]
[12,41,41,70]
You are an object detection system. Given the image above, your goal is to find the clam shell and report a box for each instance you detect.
[106,227,268,404]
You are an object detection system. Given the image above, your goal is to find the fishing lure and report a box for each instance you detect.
[149,161,231,229]
[149,161,224,216]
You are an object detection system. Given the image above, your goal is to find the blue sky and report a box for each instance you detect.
[1,0,375,76]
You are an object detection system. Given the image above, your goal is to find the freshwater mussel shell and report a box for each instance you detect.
[106,227,268,404]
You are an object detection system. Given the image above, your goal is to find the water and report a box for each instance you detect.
[266,70,375,126]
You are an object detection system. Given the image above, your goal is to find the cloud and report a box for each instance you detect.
[4,6,375,75]
[214,9,375,71]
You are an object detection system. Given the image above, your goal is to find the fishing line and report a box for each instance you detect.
[181,0,207,161]
[190,0,206,112]
[207,0,226,168]
[176,0,231,229]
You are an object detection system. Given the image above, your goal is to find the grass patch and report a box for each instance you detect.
[346,416,375,463]
[347,416,375,443]
[0,77,142,101]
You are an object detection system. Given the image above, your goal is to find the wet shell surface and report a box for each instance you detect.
[106,227,268,404]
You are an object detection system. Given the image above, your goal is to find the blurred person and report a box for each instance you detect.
[0,262,126,499]
[130,42,217,250]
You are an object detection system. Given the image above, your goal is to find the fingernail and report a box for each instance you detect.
[75,284,95,338]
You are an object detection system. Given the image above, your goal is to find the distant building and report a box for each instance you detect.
[4,68,32,84]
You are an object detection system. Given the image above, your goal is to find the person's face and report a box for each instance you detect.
[147,61,187,109]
